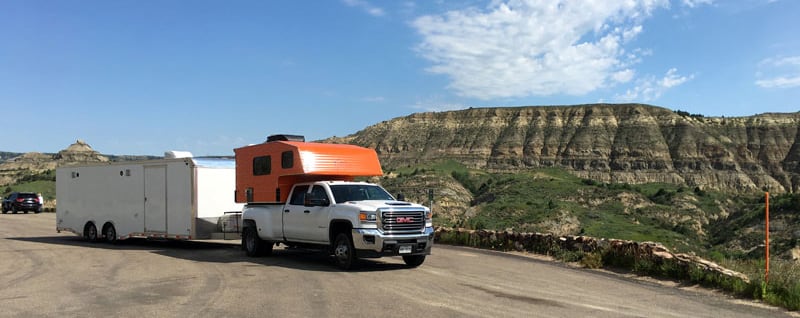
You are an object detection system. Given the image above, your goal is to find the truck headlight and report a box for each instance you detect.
[359,211,377,222]
[425,210,432,227]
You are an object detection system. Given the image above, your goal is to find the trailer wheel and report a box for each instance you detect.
[84,222,98,242]
[333,233,356,270]
[244,227,271,257]
[104,223,117,244]
[402,255,426,268]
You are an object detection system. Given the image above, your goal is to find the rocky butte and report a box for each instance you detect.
[329,104,800,193]
[0,140,108,187]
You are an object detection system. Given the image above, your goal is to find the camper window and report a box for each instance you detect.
[253,156,271,176]
[281,151,294,169]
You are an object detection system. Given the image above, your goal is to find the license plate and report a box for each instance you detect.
[399,245,412,254]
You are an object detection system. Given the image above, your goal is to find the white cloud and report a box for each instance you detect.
[612,69,635,83]
[756,76,800,89]
[774,56,800,66]
[342,0,385,17]
[756,55,800,89]
[412,0,672,99]
[615,68,694,102]
[682,0,713,8]
[659,68,692,88]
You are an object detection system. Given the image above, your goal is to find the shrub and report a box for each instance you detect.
[555,250,583,263]
[580,252,604,269]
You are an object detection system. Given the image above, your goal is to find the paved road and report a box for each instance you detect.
[0,213,793,317]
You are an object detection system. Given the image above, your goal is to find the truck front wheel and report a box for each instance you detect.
[244,227,272,257]
[402,255,426,267]
[333,233,356,270]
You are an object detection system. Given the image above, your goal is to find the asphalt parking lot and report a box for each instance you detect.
[0,213,793,317]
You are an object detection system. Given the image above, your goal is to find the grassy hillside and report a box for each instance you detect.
[381,160,783,259]
[2,170,56,200]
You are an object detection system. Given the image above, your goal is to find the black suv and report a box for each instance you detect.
[2,192,42,214]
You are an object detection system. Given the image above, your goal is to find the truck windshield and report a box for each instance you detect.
[329,184,394,203]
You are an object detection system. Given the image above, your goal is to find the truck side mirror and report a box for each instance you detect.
[396,193,405,201]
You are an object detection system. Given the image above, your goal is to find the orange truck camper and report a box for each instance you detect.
[234,135,383,203]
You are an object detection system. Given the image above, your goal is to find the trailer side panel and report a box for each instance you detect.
[57,158,243,241]
[57,163,146,238]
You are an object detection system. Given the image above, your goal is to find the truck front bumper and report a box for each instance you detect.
[352,227,434,258]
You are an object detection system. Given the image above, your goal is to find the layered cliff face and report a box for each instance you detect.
[333,104,800,193]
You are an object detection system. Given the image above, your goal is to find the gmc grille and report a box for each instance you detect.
[381,210,425,234]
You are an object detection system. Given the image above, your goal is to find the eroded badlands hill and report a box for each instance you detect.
[331,104,800,193]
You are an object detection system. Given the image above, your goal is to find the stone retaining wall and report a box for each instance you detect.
[434,227,749,284]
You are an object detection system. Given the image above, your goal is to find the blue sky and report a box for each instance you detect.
[1,0,798,155]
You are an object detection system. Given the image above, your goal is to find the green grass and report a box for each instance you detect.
[3,180,55,201]
[389,159,474,177]
[464,171,587,231]
[582,205,684,245]
[445,168,705,252]
[396,164,779,261]
[2,169,56,200]
[721,259,800,310]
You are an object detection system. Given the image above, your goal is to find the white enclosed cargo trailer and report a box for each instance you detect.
[56,157,244,242]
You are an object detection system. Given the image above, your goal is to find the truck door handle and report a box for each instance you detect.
[303,210,311,213]
[284,209,290,213]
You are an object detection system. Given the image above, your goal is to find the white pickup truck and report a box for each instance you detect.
[241,180,433,270]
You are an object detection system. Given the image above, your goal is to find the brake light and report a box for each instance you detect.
[16,198,24,202]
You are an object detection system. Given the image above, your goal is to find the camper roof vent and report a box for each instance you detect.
[165,150,194,159]
[266,134,305,143]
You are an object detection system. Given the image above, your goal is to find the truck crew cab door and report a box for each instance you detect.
[284,185,331,243]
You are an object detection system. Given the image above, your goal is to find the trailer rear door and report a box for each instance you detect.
[145,165,167,232]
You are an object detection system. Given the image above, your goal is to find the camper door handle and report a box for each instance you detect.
[303,210,310,214]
